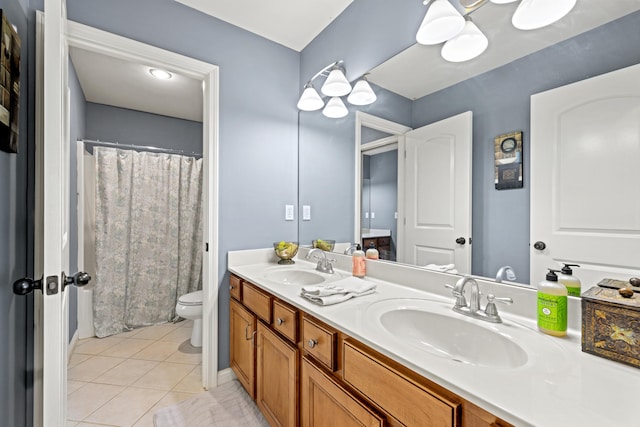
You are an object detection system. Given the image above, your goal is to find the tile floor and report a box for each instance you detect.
[67,320,206,427]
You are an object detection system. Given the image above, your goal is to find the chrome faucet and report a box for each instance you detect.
[495,266,516,283]
[343,243,359,255]
[445,276,513,323]
[306,248,336,274]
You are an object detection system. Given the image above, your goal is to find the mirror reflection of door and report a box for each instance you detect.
[398,111,473,274]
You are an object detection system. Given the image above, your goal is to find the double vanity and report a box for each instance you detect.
[228,247,640,427]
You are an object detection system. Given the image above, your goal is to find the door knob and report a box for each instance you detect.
[13,277,42,296]
[62,271,91,291]
[455,237,466,245]
[533,241,546,250]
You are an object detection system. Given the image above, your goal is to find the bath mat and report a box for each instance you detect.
[153,379,269,427]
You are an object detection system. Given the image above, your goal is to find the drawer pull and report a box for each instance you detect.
[307,338,318,348]
[276,318,285,325]
[229,285,234,291]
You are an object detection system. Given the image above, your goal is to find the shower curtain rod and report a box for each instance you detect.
[80,139,202,158]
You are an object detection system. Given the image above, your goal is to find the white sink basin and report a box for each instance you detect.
[263,266,344,286]
[365,298,562,369]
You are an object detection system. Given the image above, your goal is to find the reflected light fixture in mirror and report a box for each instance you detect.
[323,96,349,118]
[297,60,377,118]
[297,82,324,111]
[417,0,576,62]
[321,65,352,97]
[441,16,488,62]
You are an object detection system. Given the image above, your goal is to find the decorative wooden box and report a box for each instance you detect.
[582,286,640,368]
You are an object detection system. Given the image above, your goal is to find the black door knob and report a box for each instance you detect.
[63,271,92,289]
[455,237,466,245]
[533,241,546,250]
[13,278,42,296]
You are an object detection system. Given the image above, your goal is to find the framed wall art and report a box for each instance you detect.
[494,131,523,190]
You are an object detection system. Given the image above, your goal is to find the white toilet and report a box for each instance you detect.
[175,290,203,347]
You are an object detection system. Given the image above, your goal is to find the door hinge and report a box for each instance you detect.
[205,242,209,252]
[45,275,59,295]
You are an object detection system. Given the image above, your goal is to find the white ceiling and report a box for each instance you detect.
[368,0,640,100]
[174,0,354,52]
[70,47,203,122]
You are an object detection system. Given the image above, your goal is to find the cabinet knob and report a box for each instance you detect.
[307,339,318,348]
[276,318,284,326]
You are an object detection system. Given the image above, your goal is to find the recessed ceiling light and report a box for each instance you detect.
[149,68,172,80]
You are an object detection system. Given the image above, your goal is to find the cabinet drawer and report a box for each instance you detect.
[229,275,242,301]
[272,299,298,343]
[242,282,272,323]
[343,340,460,427]
[302,316,337,371]
[362,238,377,249]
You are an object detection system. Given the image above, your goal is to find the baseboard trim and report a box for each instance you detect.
[216,368,236,386]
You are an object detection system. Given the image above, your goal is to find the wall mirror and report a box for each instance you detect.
[298,4,640,287]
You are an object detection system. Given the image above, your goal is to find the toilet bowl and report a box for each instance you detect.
[176,290,203,347]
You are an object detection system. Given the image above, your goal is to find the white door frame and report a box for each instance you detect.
[354,112,411,245]
[35,16,220,423]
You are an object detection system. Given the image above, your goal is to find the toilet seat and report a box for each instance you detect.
[178,290,203,306]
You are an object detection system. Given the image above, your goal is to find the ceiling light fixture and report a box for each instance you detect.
[149,68,172,80]
[416,0,576,62]
[297,60,377,118]
[441,16,488,62]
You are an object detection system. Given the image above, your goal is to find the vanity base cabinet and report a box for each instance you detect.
[301,356,385,427]
[256,321,299,427]
[230,298,256,399]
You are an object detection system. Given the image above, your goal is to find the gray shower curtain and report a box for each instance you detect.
[93,147,203,338]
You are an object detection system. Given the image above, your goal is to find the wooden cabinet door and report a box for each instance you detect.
[301,357,384,427]
[230,298,256,399]
[256,322,299,427]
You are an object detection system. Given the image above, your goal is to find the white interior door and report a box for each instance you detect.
[399,111,472,272]
[40,0,71,425]
[530,63,640,287]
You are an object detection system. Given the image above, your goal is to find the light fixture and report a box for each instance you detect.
[323,97,349,118]
[489,0,517,3]
[441,16,488,62]
[347,75,377,106]
[512,0,576,30]
[416,0,465,45]
[149,68,172,80]
[297,83,324,111]
[297,60,377,118]
[321,65,352,97]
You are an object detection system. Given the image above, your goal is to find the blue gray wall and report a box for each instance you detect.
[0,0,31,425]
[64,0,300,370]
[85,103,202,153]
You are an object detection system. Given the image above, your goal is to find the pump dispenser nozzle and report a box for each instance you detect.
[546,269,560,281]
[561,263,580,275]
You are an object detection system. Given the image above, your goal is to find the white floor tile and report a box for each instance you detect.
[130,340,181,362]
[84,386,166,427]
[99,338,155,358]
[68,356,125,382]
[132,362,194,390]
[92,359,160,386]
[67,382,124,421]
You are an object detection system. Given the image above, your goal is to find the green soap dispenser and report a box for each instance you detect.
[537,269,568,337]
[559,263,581,297]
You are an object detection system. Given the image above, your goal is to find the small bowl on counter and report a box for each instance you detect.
[312,239,336,252]
[273,241,299,264]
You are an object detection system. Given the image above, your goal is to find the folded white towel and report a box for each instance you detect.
[301,277,377,306]
[423,263,458,274]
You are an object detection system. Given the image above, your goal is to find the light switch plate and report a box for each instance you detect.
[371,212,375,219]
[285,204,294,221]
[303,205,311,221]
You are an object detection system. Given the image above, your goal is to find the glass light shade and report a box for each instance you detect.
[322,97,349,118]
[512,0,576,30]
[149,68,172,79]
[416,0,465,45]
[347,78,377,106]
[490,0,518,3]
[321,67,352,97]
[441,18,488,62]
[297,84,324,111]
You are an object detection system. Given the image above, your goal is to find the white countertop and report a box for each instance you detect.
[228,248,640,427]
